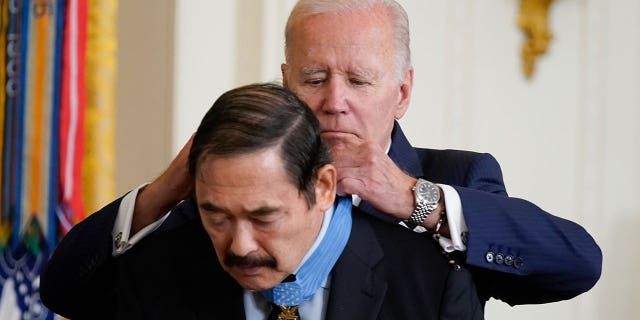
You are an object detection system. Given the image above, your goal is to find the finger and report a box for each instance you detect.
[336,176,365,197]
[330,150,362,170]
[329,142,368,166]
[332,144,389,171]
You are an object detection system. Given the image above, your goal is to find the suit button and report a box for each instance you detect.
[514,257,524,269]
[495,253,504,264]
[504,255,514,266]
[485,251,494,263]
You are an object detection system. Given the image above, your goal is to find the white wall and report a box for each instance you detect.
[117,1,640,319]
[116,0,175,193]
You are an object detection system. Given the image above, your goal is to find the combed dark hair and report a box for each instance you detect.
[188,83,331,206]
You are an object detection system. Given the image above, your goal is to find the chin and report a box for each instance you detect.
[229,272,280,291]
[235,277,279,291]
[321,131,357,138]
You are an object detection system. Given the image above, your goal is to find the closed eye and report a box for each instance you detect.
[305,78,325,86]
[349,78,370,86]
[202,212,231,229]
[248,207,282,227]
[198,202,230,226]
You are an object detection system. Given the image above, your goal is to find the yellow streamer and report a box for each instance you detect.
[83,0,118,213]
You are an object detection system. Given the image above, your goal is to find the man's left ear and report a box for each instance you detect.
[281,63,289,87]
[394,67,414,120]
[315,164,337,211]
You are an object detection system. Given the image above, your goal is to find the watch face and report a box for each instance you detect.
[417,181,439,203]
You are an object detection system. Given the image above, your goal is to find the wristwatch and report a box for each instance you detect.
[406,178,440,226]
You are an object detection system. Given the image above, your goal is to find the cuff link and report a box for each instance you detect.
[461,232,469,245]
[114,232,123,248]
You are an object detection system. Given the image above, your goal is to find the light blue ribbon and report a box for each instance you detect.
[261,196,352,306]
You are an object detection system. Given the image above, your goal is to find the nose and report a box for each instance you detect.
[228,222,258,257]
[321,79,348,114]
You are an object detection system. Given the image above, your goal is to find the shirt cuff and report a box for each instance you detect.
[112,183,171,256]
[436,184,468,253]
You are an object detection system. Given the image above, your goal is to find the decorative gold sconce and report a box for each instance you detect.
[518,0,554,79]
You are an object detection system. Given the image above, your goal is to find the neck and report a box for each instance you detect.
[294,204,335,274]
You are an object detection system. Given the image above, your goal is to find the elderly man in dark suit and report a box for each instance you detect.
[41,83,483,319]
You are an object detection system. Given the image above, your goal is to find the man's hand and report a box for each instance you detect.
[326,135,417,220]
[131,135,195,234]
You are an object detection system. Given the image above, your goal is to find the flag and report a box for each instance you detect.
[0,0,65,318]
[0,0,113,318]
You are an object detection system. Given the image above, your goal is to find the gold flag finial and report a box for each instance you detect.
[518,0,554,79]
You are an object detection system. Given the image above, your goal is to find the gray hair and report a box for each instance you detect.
[284,0,411,81]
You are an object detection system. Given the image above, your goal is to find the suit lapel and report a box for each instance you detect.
[325,210,387,320]
[358,122,424,222]
[388,121,424,178]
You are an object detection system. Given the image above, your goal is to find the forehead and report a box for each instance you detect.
[195,149,299,206]
[287,9,395,67]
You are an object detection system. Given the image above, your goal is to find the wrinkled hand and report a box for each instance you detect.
[132,135,195,234]
[326,135,416,220]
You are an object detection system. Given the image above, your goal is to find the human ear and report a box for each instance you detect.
[394,67,413,120]
[281,63,289,87]
[314,164,337,211]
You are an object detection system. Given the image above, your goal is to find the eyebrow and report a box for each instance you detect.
[299,67,375,81]
[198,201,281,216]
[349,69,375,80]
[199,202,225,213]
[300,67,327,76]
[249,206,281,217]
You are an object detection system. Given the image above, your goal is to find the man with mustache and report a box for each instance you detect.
[42,83,483,319]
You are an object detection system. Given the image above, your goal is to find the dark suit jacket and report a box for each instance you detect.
[41,200,483,319]
[355,122,601,305]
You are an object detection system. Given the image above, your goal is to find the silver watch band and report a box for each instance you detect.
[406,201,437,226]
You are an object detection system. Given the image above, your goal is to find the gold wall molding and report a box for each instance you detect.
[518,0,554,79]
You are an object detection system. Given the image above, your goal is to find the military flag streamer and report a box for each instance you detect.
[0,0,89,319]
[58,0,86,234]
[83,0,116,213]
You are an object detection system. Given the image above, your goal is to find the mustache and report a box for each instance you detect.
[224,253,277,269]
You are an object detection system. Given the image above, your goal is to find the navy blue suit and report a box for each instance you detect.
[40,200,483,319]
[365,122,601,305]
